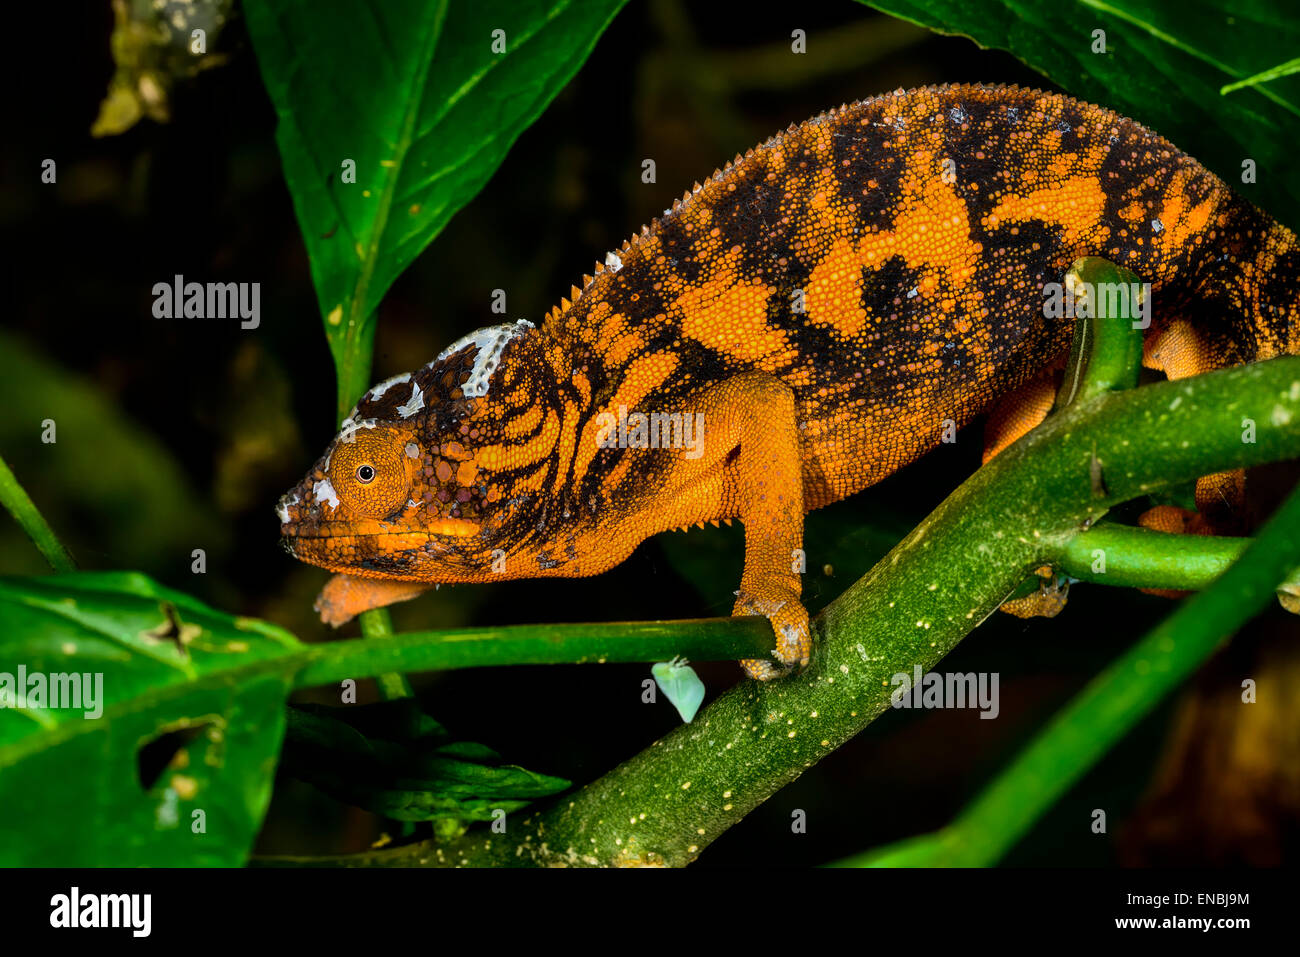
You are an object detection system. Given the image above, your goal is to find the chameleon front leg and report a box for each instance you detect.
[690,372,810,679]
[315,573,432,627]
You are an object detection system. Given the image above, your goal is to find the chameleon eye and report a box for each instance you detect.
[327,428,414,519]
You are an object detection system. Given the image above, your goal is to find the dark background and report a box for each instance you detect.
[3,0,1297,865]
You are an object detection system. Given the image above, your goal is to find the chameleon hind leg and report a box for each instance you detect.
[675,371,809,679]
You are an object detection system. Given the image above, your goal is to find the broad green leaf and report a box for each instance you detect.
[0,572,301,866]
[280,700,570,839]
[243,0,630,418]
[860,0,1300,230]
[0,571,583,863]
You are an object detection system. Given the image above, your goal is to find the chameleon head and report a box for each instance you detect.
[277,319,555,582]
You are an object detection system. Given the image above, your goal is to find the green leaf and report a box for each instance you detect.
[280,700,569,838]
[859,0,1300,230]
[0,572,301,866]
[0,452,75,573]
[243,0,630,419]
[1221,56,1300,95]
[651,657,706,723]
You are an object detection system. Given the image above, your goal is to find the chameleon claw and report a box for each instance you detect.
[740,657,790,681]
[734,590,811,680]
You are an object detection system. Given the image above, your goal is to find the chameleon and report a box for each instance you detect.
[279,84,1299,679]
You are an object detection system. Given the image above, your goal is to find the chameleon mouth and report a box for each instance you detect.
[278,520,495,583]
[278,517,481,540]
[276,481,482,541]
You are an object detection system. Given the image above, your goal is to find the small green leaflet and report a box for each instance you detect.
[652,656,706,723]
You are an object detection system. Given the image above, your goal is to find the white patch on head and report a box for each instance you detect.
[434,319,534,399]
[368,373,411,400]
[397,386,425,418]
[605,251,623,272]
[405,442,420,458]
[275,491,299,525]
[338,374,414,429]
[333,418,378,449]
[313,478,340,511]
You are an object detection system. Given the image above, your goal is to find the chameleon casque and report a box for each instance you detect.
[279,84,1299,679]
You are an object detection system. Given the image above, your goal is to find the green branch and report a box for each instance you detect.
[1060,523,1249,591]
[837,479,1300,868]
[294,615,776,689]
[358,608,413,700]
[1055,257,1144,408]
[0,453,76,573]
[1220,57,1300,96]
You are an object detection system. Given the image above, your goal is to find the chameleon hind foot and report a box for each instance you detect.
[999,566,1070,618]
[736,590,811,680]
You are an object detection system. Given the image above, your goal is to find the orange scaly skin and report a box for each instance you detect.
[279,84,1300,679]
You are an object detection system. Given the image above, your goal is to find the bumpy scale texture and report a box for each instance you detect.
[281,84,1299,677]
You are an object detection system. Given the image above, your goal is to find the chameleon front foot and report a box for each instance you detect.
[314,573,432,627]
[735,590,811,680]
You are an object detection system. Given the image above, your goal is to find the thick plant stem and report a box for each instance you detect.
[838,480,1300,868]
[0,453,76,573]
[334,310,377,427]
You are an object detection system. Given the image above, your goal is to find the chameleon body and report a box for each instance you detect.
[279,84,1299,678]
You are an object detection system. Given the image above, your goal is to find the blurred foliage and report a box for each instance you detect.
[93,0,233,137]
[0,330,229,577]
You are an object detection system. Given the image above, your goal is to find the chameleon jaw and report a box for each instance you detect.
[279,523,496,583]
